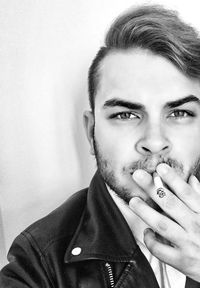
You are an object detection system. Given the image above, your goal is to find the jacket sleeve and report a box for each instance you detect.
[0,232,55,288]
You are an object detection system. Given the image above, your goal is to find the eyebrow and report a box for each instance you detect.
[164,95,200,108]
[103,99,145,111]
[103,95,200,111]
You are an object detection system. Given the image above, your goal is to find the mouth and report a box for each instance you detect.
[129,156,185,178]
[130,166,158,176]
[129,157,167,175]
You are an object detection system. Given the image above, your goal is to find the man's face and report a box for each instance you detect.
[84,48,200,203]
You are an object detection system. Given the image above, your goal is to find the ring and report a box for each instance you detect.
[157,188,166,198]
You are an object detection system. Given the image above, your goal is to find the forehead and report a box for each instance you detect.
[95,48,200,107]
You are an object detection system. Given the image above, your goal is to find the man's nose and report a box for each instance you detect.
[135,123,171,156]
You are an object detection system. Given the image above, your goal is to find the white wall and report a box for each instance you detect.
[0,0,200,268]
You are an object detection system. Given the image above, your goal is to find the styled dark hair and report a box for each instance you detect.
[88,5,200,112]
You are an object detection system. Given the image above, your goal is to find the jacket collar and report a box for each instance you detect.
[64,171,137,263]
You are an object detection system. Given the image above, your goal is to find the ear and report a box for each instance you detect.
[83,111,95,155]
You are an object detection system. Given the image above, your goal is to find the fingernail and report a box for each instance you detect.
[129,196,142,207]
[157,163,169,175]
[191,175,199,185]
[144,228,150,235]
[132,170,146,182]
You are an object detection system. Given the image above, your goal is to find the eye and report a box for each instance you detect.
[168,109,195,119]
[110,111,140,120]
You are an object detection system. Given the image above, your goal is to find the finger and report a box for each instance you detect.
[157,164,200,212]
[132,169,193,228]
[129,197,185,244]
[127,169,155,204]
[189,175,200,196]
[144,228,179,265]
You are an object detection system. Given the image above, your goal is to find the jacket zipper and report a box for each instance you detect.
[105,262,115,288]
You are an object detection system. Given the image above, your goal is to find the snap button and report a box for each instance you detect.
[71,247,82,256]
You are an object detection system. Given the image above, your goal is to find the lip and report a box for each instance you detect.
[129,157,168,175]
[144,167,158,175]
[130,166,157,175]
[143,160,163,173]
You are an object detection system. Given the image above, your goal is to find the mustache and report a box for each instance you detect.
[128,157,184,174]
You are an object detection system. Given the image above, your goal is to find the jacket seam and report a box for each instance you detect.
[37,234,72,256]
[67,249,136,263]
[65,206,87,255]
[69,254,134,262]
[41,195,87,255]
[21,231,56,288]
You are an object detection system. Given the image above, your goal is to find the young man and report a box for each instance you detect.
[1,4,200,288]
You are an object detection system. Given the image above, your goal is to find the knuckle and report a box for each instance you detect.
[163,195,176,210]
[182,186,192,197]
[157,220,168,232]
[179,249,196,270]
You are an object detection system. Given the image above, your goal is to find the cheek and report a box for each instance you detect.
[183,144,200,169]
[94,128,121,165]
[170,128,200,168]
[94,123,138,160]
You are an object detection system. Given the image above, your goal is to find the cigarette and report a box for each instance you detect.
[153,172,166,198]
[153,172,164,190]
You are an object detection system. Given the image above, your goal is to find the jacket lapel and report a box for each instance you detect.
[114,247,159,288]
[185,277,200,288]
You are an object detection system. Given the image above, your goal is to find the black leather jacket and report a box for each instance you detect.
[0,171,199,287]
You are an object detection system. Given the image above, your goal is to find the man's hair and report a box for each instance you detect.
[88,5,200,112]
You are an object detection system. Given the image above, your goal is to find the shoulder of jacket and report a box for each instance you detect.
[20,188,88,254]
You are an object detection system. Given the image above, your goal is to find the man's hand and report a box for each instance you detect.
[129,163,200,282]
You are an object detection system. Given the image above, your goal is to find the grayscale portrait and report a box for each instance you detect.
[1,1,200,287]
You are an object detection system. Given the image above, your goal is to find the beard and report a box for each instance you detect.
[93,135,200,204]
